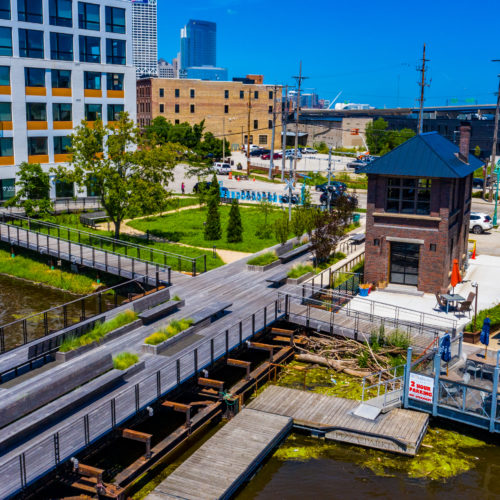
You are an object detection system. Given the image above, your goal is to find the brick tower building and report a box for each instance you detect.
[363,124,482,293]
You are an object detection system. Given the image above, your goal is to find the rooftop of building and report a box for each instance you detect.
[137,77,281,88]
[363,132,483,179]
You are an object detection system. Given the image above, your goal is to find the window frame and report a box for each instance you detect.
[105,6,125,34]
[0,26,11,56]
[53,102,72,121]
[27,136,48,156]
[385,177,432,215]
[78,1,99,31]
[84,103,102,121]
[107,103,123,121]
[0,0,10,20]
[25,67,45,87]
[106,38,126,65]
[19,28,44,58]
[84,71,101,90]
[50,32,73,61]
[0,65,9,86]
[53,135,71,155]
[0,101,11,121]
[18,0,43,23]
[79,35,100,63]
[107,72,124,91]
[0,137,12,157]
[51,69,71,89]
[49,0,72,27]
[26,102,46,121]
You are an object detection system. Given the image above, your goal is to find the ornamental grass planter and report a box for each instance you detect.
[141,324,198,355]
[286,271,315,286]
[247,259,280,272]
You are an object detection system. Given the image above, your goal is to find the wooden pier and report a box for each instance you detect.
[147,408,292,500]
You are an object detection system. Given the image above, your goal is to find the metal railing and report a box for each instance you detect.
[0,278,148,354]
[361,364,406,409]
[0,297,286,499]
[1,213,206,275]
[0,197,102,214]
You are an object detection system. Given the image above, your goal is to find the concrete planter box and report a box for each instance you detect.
[286,271,315,286]
[247,259,280,272]
[56,319,142,362]
[275,241,294,256]
[122,360,146,379]
[141,324,197,355]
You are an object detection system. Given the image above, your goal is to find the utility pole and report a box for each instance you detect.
[292,62,308,172]
[288,156,294,221]
[491,60,500,224]
[269,84,278,179]
[417,44,430,134]
[281,85,288,182]
[246,89,252,176]
[327,148,332,211]
[222,117,225,161]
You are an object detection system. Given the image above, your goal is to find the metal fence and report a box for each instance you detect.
[0,298,286,499]
[0,197,103,214]
[1,213,206,275]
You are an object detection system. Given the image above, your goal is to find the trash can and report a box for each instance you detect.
[353,213,361,223]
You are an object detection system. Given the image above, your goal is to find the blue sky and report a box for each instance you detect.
[157,0,500,109]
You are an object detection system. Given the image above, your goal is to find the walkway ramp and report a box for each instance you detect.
[148,408,292,500]
[247,386,428,456]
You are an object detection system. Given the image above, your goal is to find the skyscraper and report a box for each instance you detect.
[180,20,216,70]
[130,0,158,78]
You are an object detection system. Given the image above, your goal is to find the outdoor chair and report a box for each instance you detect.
[466,360,481,380]
[455,300,472,318]
[466,291,476,303]
[481,364,495,381]
[434,292,448,311]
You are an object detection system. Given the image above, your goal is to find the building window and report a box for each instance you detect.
[268,120,272,129]
[190,88,195,98]
[52,69,70,88]
[386,178,432,215]
[28,136,48,156]
[106,39,126,65]
[224,89,229,99]
[18,0,42,23]
[0,137,12,156]
[374,238,380,246]
[25,67,45,87]
[0,177,15,200]
[107,72,123,91]
[0,0,10,19]
[159,88,164,98]
[84,71,100,89]
[49,0,72,27]
[430,243,436,252]
[269,90,273,99]
[105,6,125,34]
[254,91,259,99]
[54,135,71,154]
[240,90,244,99]
[259,135,267,145]
[175,119,179,125]
[50,32,73,61]
[85,103,101,121]
[107,104,124,121]
[0,27,10,56]
[159,103,164,113]
[53,103,71,121]
[0,66,9,86]
[190,104,195,113]
[268,106,273,114]
[175,104,179,113]
[224,105,228,114]
[26,102,46,121]
[175,88,179,98]
[0,102,11,121]
[79,35,100,63]
[78,1,99,30]
[19,29,44,58]
[56,179,73,197]
[253,120,258,130]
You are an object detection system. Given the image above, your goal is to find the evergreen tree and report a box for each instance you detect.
[209,172,220,200]
[204,176,222,240]
[227,199,243,243]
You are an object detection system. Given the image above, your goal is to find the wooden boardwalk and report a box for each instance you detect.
[248,386,429,456]
[147,408,292,500]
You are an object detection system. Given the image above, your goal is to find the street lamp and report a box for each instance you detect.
[472,281,479,332]
[493,160,500,226]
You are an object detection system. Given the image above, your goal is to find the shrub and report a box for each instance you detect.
[287,264,314,279]
[144,331,167,346]
[113,352,139,370]
[59,310,138,352]
[466,303,500,332]
[247,252,278,267]
[144,317,194,345]
[172,294,181,301]
[386,330,410,350]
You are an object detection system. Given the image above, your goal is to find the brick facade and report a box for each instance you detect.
[364,174,472,293]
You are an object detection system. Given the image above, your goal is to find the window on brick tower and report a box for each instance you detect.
[253,120,258,129]
[190,89,195,98]
[224,105,228,114]
[159,88,164,97]
[385,177,431,215]
[159,103,164,113]
[268,120,272,129]
[190,104,195,113]
[175,104,179,113]
[259,135,267,145]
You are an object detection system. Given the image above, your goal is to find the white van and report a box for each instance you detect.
[213,162,231,175]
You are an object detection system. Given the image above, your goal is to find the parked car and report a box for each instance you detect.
[243,144,260,152]
[284,149,302,159]
[261,152,282,160]
[315,182,347,193]
[302,147,318,154]
[192,181,211,193]
[320,191,358,208]
[347,159,369,174]
[213,162,231,175]
[470,212,493,234]
[250,148,269,157]
[472,177,492,189]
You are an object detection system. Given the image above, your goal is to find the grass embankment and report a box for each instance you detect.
[113,352,139,370]
[247,252,278,266]
[465,303,500,333]
[59,310,138,352]
[0,244,103,294]
[34,212,224,272]
[144,318,194,345]
[129,205,287,253]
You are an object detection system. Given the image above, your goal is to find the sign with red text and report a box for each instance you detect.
[408,373,434,403]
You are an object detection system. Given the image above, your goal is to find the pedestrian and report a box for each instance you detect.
[181,182,185,195]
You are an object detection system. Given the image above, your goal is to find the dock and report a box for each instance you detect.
[148,408,292,500]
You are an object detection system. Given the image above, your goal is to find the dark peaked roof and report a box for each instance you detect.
[363,132,483,178]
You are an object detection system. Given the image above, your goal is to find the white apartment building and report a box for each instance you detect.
[0,0,136,199]
[130,0,157,78]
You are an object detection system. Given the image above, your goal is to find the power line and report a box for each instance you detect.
[292,61,308,172]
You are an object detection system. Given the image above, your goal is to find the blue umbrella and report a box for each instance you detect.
[440,333,452,375]
[480,317,491,358]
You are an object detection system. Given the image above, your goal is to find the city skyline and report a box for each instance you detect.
[157,0,500,108]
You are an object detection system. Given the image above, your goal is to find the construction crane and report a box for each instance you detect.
[327,91,343,109]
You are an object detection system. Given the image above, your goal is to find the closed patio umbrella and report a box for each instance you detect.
[440,333,452,375]
[450,259,461,294]
[480,317,491,358]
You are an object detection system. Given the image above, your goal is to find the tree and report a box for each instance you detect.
[274,212,290,246]
[256,200,273,239]
[204,194,222,240]
[474,145,481,157]
[227,199,243,243]
[310,209,345,264]
[291,207,307,240]
[55,112,183,239]
[6,162,52,216]
[365,118,415,155]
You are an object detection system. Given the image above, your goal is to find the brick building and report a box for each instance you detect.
[363,124,482,293]
[136,78,282,149]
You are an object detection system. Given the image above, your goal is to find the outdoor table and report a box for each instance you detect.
[441,293,465,314]
[468,351,497,368]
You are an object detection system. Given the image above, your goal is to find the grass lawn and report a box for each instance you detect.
[129,205,287,253]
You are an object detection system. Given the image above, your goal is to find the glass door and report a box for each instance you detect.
[390,242,420,286]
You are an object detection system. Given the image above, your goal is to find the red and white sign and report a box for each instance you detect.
[408,373,434,403]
